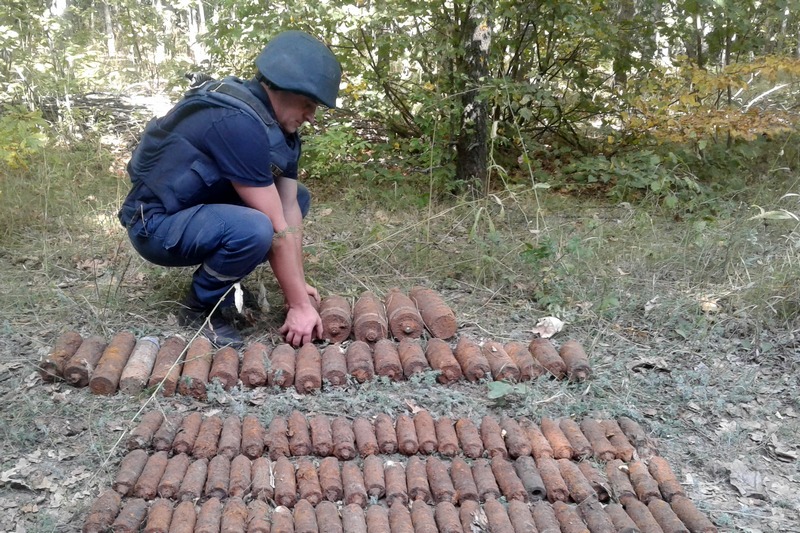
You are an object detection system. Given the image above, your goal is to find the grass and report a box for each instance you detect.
[1,123,799,530]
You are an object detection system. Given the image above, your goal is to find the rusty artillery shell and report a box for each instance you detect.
[332,416,357,460]
[342,503,368,533]
[114,449,148,495]
[90,331,137,395]
[426,456,456,504]
[484,498,515,533]
[267,416,290,460]
[288,410,313,457]
[133,451,169,499]
[536,456,569,503]
[425,338,463,384]
[385,460,409,506]
[241,415,265,459]
[528,338,567,379]
[157,452,191,499]
[508,499,537,533]
[434,417,459,457]
[557,458,595,504]
[450,457,479,503]
[375,413,398,454]
[40,330,83,382]
[455,418,484,459]
[601,419,636,462]
[177,337,213,399]
[209,346,239,390]
[385,288,425,340]
[246,500,271,533]
[346,340,375,383]
[373,338,403,381]
[295,342,322,393]
[514,456,547,501]
[628,460,662,504]
[268,344,296,388]
[482,340,520,382]
[606,459,637,505]
[578,461,610,502]
[240,341,268,387]
[316,500,344,533]
[119,336,160,394]
[532,500,561,533]
[480,415,508,459]
[541,417,574,459]
[521,418,555,461]
[492,457,528,502]
[319,456,343,502]
[342,460,368,507]
[648,456,685,502]
[177,458,208,501]
[309,414,333,457]
[147,336,187,396]
[353,291,388,343]
[353,416,379,457]
[229,455,251,498]
[320,294,352,343]
[220,497,247,532]
[218,415,242,460]
[203,455,230,500]
[64,335,107,387]
[83,489,121,533]
[409,286,457,339]
[127,411,165,450]
[152,415,181,452]
[472,458,501,502]
[251,457,274,501]
[559,340,592,381]
[321,344,347,386]
[414,410,438,455]
[500,416,532,459]
[398,338,430,377]
[111,498,147,533]
[172,412,202,455]
[504,340,546,381]
[363,454,386,498]
[192,415,223,459]
[274,456,297,508]
[454,337,490,382]
[559,418,593,459]
[580,418,617,461]
[296,457,323,505]
[410,500,437,532]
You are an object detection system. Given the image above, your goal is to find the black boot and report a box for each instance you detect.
[179,292,244,348]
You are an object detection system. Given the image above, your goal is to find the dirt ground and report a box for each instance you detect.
[0,184,798,532]
[0,265,798,532]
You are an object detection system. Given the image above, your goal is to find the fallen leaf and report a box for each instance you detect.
[404,399,423,414]
[729,459,768,500]
[531,316,564,338]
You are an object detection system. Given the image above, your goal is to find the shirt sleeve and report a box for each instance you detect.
[195,109,275,187]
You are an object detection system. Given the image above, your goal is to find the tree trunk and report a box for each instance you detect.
[455,5,490,197]
[613,0,634,86]
[103,1,115,58]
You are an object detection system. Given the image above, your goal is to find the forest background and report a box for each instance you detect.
[1,0,800,531]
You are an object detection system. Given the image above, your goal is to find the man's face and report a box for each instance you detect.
[266,87,318,134]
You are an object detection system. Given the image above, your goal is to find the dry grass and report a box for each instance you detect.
[0,137,799,530]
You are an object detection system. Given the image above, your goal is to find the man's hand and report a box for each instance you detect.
[279,304,323,347]
[306,283,320,305]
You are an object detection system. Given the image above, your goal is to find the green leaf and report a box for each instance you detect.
[487,381,514,399]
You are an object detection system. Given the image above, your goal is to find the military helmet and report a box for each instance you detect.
[256,30,342,109]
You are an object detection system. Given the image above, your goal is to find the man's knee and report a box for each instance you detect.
[297,182,311,218]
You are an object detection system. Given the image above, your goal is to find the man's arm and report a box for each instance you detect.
[232,181,322,346]
[275,178,320,304]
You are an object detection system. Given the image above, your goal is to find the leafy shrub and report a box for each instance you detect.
[0,105,48,170]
